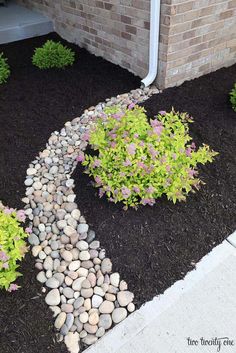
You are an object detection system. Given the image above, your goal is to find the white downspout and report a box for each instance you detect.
[141,0,161,87]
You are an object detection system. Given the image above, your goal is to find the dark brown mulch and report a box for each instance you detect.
[0,33,139,353]
[73,64,236,307]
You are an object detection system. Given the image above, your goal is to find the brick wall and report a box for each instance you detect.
[16,0,151,79]
[17,0,236,89]
[157,0,236,88]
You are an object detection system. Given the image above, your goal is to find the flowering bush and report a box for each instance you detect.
[229,84,236,112]
[0,52,10,84]
[32,40,75,69]
[79,105,217,209]
[0,203,29,291]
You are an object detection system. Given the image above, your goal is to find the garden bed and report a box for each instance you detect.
[73,64,236,307]
[0,33,139,353]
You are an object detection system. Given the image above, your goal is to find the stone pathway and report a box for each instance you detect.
[23,86,159,352]
[85,231,236,353]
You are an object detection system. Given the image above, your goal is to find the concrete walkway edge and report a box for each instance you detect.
[85,231,236,353]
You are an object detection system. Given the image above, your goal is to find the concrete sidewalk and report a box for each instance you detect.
[0,2,53,44]
[86,232,236,353]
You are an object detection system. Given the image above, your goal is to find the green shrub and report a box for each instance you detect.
[32,40,75,69]
[79,105,218,209]
[0,203,28,291]
[0,52,10,84]
[229,84,236,112]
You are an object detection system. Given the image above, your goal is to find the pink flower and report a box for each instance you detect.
[119,172,126,177]
[81,132,90,141]
[16,210,26,222]
[153,125,163,136]
[2,262,9,269]
[185,147,192,157]
[134,133,139,138]
[172,153,177,160]
[133,186,140,193]
[187,168,197,178]
[160,156,167,164]
[101,113,107,120]
[149,147,157,159]
[146,186,155,194]
[139,141,145,147]
[122,131,129,138]
[112,112,124,120]
[98,188,105,198]
[141,198,155,206]
[110,141,117,148]
[159,110,166,115]
[3,208,14,215]
[150,119,162,128]
[95,176,102,185]
[25,227,32,234]
[137,161,145,168]
[123,159,132,167]
[127,143,136,155]
[121,187,131,198]
[128,102,136,110]
[93,159,101,168]
[76,152,85,162]
[166,165,171,172]
[8,283,20,292]
[190,142,196,150]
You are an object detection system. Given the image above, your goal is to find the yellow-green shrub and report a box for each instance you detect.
[0,204,28,291]
[79,105,218,209]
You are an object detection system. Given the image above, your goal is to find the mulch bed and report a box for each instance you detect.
[73,64,236,307]
[0,33,139,353]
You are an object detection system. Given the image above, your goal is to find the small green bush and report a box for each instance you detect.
[0,203,28,291]
[0,52,10,84]
[79,105,218,209]
[229,84,236,112]
[32,40,75,69]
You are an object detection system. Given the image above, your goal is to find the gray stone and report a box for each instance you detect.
[84,323,98,334]
[68,260,81,271]
[112,308,127,323]
[60,324,69,336]
[81,288,93,298]
[98,314,112,330]
[96,327,105,338]
[61,304,74,313]
[110,272,120,287]
[43,256,53,271]
[74,297,84,310]
[61,250,73,262]
[92,295,103,308]
[46,277,60,289]
[101,258,112,274]
[55,312,66,330]
[45,289,60,306]
[89,240,100,250]
[71,209,81,221]
[72,277,86,291]
[82,334,98,345]
[65,313,74,330]
[99,300,114,314]
[63,287,74,299]
[36,271,47,283]
[53,273,65,286]
[28,234,39,246]
[77,223,89,234]
[117,291,134,307]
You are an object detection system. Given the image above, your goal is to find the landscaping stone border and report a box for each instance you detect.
[22,85,159,353]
